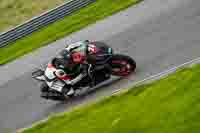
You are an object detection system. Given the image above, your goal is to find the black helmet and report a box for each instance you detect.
[58,49,71,59]
[56,49,81,75]
[56,49,72,67]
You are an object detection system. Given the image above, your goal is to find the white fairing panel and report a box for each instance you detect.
[35,75,45,81]
[45,67,56,80]
[44,66,65,92]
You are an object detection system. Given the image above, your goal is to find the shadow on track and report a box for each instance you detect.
[43,76,122,114]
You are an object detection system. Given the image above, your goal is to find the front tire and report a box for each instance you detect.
[109,54,136,76]
[40,83,69,101]
[40,82,49,92]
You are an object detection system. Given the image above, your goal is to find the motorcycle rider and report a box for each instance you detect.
[51,40,96,97]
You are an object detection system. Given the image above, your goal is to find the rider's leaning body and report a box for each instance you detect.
[51,40,97,96]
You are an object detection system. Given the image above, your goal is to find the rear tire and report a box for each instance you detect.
[109,54,136,76]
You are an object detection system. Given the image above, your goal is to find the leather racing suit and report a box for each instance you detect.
[51,40,94,96]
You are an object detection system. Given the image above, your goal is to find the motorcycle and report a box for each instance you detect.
[32,41,136,101]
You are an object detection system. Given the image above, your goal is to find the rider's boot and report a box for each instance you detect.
[62,87,75,98]
[67,87,75,96]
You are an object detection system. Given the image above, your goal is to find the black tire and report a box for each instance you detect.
[109,54,136,76]
[40,82,49,92]
[39,82,67,101]
[41,91,66,101]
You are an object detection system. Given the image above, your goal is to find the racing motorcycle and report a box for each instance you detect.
[32,41,136,101]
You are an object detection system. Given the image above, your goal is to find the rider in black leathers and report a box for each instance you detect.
[51,40,95,96]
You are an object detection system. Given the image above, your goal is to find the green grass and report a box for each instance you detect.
[0,0,142,65]
[0,0,67,32]
[21,64,200,133]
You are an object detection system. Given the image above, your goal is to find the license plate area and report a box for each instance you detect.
[51,80,65,92]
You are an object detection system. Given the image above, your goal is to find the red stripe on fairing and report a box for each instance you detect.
[47,63,55,68]
[58,75,71,80]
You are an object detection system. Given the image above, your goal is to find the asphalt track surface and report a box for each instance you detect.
[1,0,200,132]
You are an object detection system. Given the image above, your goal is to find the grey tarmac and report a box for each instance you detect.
[0,0,200,132]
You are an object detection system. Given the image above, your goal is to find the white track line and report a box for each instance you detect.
[112,56,200,94]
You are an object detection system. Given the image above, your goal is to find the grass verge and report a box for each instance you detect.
[21,64,200,133]
[0,0,67,32]
[0,0,142,65]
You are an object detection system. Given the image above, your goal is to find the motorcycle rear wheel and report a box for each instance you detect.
[109,54,136,76]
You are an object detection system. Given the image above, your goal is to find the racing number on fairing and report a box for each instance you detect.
[88,44,97,54]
